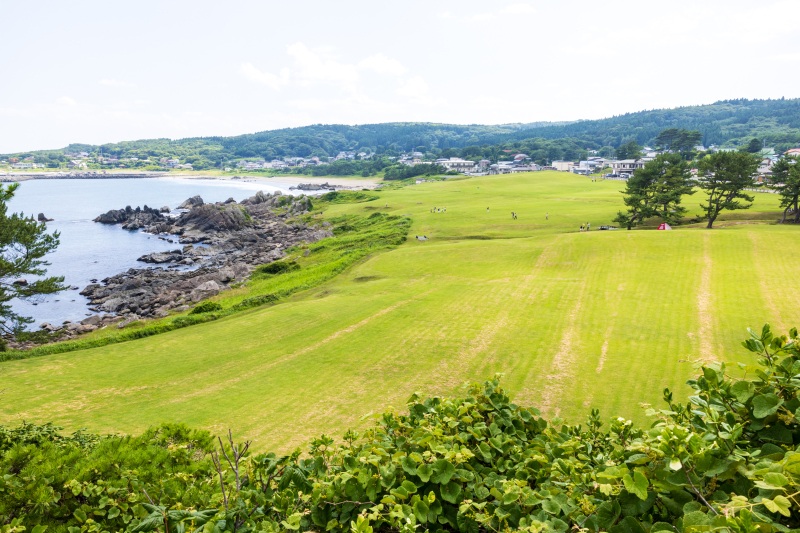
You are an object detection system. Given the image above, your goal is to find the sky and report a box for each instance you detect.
[2,0,799,153]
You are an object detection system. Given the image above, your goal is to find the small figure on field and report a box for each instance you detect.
[545,212,549,220]
[580,225,584,232]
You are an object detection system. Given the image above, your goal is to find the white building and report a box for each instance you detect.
[436,158,477,172]
[552,160,575,172]
[611,159,646,176]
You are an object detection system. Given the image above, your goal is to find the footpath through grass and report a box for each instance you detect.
[1,172,797,451]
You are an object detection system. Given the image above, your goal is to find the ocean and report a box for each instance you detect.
[5,177,300,327]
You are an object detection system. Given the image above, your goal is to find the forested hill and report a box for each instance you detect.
[4,98,799,168]
[507,98,800,150]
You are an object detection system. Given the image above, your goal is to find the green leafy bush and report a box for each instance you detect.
[254,260,300,276]
[189,301,224,315]
[6,325,800,532]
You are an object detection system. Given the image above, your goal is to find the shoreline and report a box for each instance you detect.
[0,171,381,189]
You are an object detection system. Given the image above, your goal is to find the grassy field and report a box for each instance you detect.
[1,171,797,451]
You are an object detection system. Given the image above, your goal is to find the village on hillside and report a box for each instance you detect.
[2,145,800,183]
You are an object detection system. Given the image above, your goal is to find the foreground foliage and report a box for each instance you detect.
[4,325,800,532]
[0,183,66,348]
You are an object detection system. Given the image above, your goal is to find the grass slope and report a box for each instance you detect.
[1,172,796,451]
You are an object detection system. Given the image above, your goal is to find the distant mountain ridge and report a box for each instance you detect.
[3,99,799,169]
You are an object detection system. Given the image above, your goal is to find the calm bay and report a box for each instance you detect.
[6,177,300,327]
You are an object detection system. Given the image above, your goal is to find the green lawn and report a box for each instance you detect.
[1,172,796,451]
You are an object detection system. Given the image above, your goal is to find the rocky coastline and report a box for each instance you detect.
[26,190,331,346]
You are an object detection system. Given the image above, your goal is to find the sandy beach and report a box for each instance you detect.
[0,171,381,189]
[172,173,380,189]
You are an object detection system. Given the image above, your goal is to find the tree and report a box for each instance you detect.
[613,153,693,229]
[615,140,642,160]
[697,151,759,228]
[0,183,65,348]
[649,153,694,223]
[768,154,800,223]
[744,137,763,153]
[654,128,702,159]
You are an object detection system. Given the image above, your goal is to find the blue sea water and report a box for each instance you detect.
[6,177,299,327]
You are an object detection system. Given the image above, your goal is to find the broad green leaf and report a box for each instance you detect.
[772,495,792,517]
[752,394,783,419]
[417,463,432,483]
[609,516,646,533]
[401,480,418,494]
[73,509,87,524]
[763,497,779,514]
[440,481,462,504]
[400,455,417,475]
[622,471,648,501]
[682,510,711,529]
[651,522,676,532]
[730,381,754,403]
[596,501,621,529]
[783,453,800,475]
[413,499,429,523]
[763,472,790,487]
[542,498,561,515]
[431,459,456,485]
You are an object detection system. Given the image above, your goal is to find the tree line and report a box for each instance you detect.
[614,128,800,229]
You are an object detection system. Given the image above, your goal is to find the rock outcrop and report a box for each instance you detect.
[79,191,330,323]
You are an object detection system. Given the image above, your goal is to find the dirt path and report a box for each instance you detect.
[535,277,586,417]
[697,233,715,363]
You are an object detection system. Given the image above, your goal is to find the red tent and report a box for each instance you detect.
[657,223,672,230]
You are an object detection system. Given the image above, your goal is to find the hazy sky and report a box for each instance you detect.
[2,0,799,153]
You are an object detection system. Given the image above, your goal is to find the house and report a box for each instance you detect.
[785,148,800,157]
[756,158,774,183]
[511,164,541,173]
[436,158,477,173]
[551,160,575,172]
[611,159,646,176]
[488,163,515,174]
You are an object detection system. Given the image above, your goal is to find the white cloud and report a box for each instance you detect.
[99,78,135,88]
[240,62,290,90]
[56,96,78,107]
[396,76,445,107]
[358,54,408,77]
[285,42,360,93]
[500,3,537,15]
[448,3,537,22]
[397,76,429,98]
[242,44,413,96]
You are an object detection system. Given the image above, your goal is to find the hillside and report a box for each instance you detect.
[2,99,799,170]
[2,171,797,452]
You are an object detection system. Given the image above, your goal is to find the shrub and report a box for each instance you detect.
[254,260,300,276]
[189,301,224,314]
[8,325,800,532]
